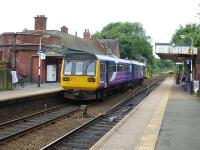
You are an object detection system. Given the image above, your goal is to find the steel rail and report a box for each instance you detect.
[0,104,80,143]
[41,78,162,150]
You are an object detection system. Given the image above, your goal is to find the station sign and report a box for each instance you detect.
[37,52,46,60]
[186,59,191,64]
[188,48,192,55]
[40,53,46,60]
[177,57,185,61]
[155,43,197,55]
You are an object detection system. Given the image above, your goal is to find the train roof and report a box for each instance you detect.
[95,54,131,64]
[95,54,146,66]
[129,60,146,66]
[64,52,145,66]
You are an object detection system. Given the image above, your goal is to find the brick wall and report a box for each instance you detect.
[34,15,47,30]
[15,34,61,45]
[16,51,35,77]
[0,33,15,62]
[16,34,38,44]
[0,33,60,47]
[31,57,44,83]
[83,29,90,40]
[31,57,62,83]
[32,56,46,83]
[32,56,38,83]
[0,51,2,61]
[1,47,11,62]
[0,34,15,45]
[115,40,120,57]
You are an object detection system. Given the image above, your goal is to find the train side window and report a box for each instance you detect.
[75,61,84,75]
[64,61,72,75]
[124,64,130,72]
[117,64,124,72]
[135,65,138,71]
[109,65,116,72]
[139,66,142,71]
[86,61,96,75]
[138,66,140,71]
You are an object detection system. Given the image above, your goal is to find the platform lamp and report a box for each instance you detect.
[38,35,50,87]
[180,35,193,94]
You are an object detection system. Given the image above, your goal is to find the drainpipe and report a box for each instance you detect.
[30,55,35,83]
[13,33,16,70]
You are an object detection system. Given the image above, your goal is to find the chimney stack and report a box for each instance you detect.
[34,15,47,30]
[75,31,77,37]
[83,29,90,40]
[61,26,68,34]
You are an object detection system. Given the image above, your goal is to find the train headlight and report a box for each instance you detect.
[88,77,95,82]
[63,77,70,81]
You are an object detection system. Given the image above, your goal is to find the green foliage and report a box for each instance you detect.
[153,59,175,74]
[171,23,200,47]
[94,22,175,76]
[94,22,153,60]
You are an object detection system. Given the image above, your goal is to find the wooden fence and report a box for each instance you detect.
[0,63,12,90]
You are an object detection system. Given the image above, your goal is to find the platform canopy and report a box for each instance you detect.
[155,43,197,61]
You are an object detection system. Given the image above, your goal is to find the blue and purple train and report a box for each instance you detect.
[60,52,146,100]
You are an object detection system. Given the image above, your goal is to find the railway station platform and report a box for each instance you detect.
[90,77,200,150]
[0,82,62,102]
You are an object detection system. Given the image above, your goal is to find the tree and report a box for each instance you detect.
[95,22,175,76]
[171,23,200,47]
[94,22,153,60]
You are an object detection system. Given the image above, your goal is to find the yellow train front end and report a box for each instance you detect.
[61,75,99,90]
[60,53,101,100]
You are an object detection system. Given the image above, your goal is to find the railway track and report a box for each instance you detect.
[0,104,80,143]
[41,79,162,150]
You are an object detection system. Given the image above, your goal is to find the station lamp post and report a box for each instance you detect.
[180,35,193,94]
[38,35,50,87]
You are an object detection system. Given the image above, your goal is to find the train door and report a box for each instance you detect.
[105,62,109,87]
[132,64,135,80]
[100,62,108,88]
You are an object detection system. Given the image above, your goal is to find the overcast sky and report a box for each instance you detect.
[0,0,199,45]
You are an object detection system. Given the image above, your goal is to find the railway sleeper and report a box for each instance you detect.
[65,137,98,144]
[96,122,116,126]
[82,131,104,136]
[60,144,90,149]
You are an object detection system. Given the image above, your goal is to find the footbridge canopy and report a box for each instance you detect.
[155,43,197,61]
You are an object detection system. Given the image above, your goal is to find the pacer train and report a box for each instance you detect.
[60,52,146,100]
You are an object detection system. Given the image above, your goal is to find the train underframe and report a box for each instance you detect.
[64,79,145,100]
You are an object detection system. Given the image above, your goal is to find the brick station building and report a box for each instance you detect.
[0,15,120,83]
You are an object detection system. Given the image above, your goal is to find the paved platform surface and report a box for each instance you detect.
[155,82,200,150]
[0,82,63,102]
[90,77,200,150]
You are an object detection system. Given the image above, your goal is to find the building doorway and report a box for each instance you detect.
[46,64,57,82]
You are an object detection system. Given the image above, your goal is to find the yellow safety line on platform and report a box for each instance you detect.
[135,79,172,150]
